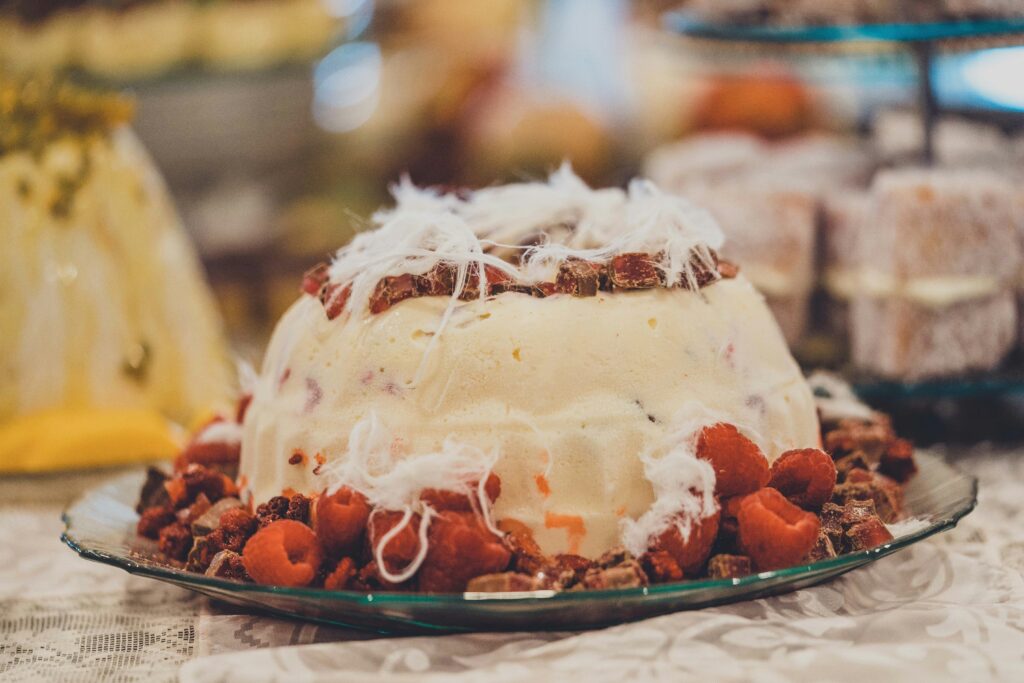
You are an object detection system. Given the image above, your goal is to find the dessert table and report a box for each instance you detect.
[3,447,1023,683]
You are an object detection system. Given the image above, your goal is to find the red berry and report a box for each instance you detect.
[769,448,837,510]
[653,509,721,577]
[314,487,371,557]
[697,423,770,498]
[417,511,511,592]
[242,520,322,587]
[737,488,820,571]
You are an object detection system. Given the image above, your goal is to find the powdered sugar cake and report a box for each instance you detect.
[850,168,1021,380]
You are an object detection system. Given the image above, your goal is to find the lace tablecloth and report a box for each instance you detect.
[3,448,1024,683]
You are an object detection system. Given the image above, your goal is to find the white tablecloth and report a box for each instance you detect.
[3,448,1024,683]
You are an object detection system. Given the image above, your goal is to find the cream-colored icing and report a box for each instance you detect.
[240,277,819,558]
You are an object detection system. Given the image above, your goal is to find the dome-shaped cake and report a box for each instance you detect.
[0,77,232,471]
[240,170,819,559]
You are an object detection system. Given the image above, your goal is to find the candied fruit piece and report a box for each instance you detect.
[706,554,752,579]
[697,424,770,498]
[737,488,820,571]
[416,511,511,592]
[609,253,661,289]
[466,572,538,592]
[640,550,684,583]
[301,262,330,296]
[324,557,358,591]
[846,518,894,551]
[498,518,545,575]
[205,550,250,581]
[242,520,322,587]
[879,438,917,483]
[137,506,176,540]
[769,448,837,510]
[804,532,837,563]
[653,509,721,577]
[315,487,371,557]
[158,521,193,562]
[580,562,648,590]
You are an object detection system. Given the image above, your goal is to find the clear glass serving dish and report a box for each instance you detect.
[62,451,976,634]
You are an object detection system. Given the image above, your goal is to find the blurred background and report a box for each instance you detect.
[4,0,1024,465]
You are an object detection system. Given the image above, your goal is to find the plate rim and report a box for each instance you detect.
[60,452,978,607]
[663,12,1024,44]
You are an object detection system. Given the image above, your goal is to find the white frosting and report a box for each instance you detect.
[241,281,819,557]
[850,270,1003,307]
[239,171,819,559]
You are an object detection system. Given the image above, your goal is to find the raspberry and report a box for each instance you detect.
[367,510,423,579]
[653,509,721,577]
[769,448,837,510]
[737,488,820,571]
[420,473,501,512]
[697,423,770,498]
[242,520,323,587]
[219,508,256,537]
[324,557,357,591]
[314,487,371,557]
[417,511,511,592]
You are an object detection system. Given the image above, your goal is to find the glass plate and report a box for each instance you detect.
[62,452,976,634]
[664,12,1024,44]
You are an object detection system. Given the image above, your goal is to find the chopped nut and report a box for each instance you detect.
[580,561,649,590]
[834,452,871,481]
[846,518,894,551]
[820,502,845,550]
[157,521,192,562]
[640,550,683,583]
[609,253,661,289]
[879,438,918,483]
[414,262,456,296]
[833,478,902,523]
[595,547,633,569]
[136,466,170,514]
[555,259,604,296]
[190,497,243,537]
[823,416,894,463]
[466,572,540,592]
[369,274,417,314]
[804,532,837,563]
[205,550,250,581]
[706,554,752,579]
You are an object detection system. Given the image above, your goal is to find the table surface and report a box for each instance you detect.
[3,447,1024,683]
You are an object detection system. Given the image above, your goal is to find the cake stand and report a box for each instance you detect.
[663,13,1024,162]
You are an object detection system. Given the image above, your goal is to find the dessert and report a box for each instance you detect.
[645,133,871,344]
[136,171,917,593]
[849,168,1021,380]
[0,76,232,471]
[0,0,340,79]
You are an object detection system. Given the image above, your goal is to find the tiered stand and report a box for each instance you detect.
[663,14,1024,442]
